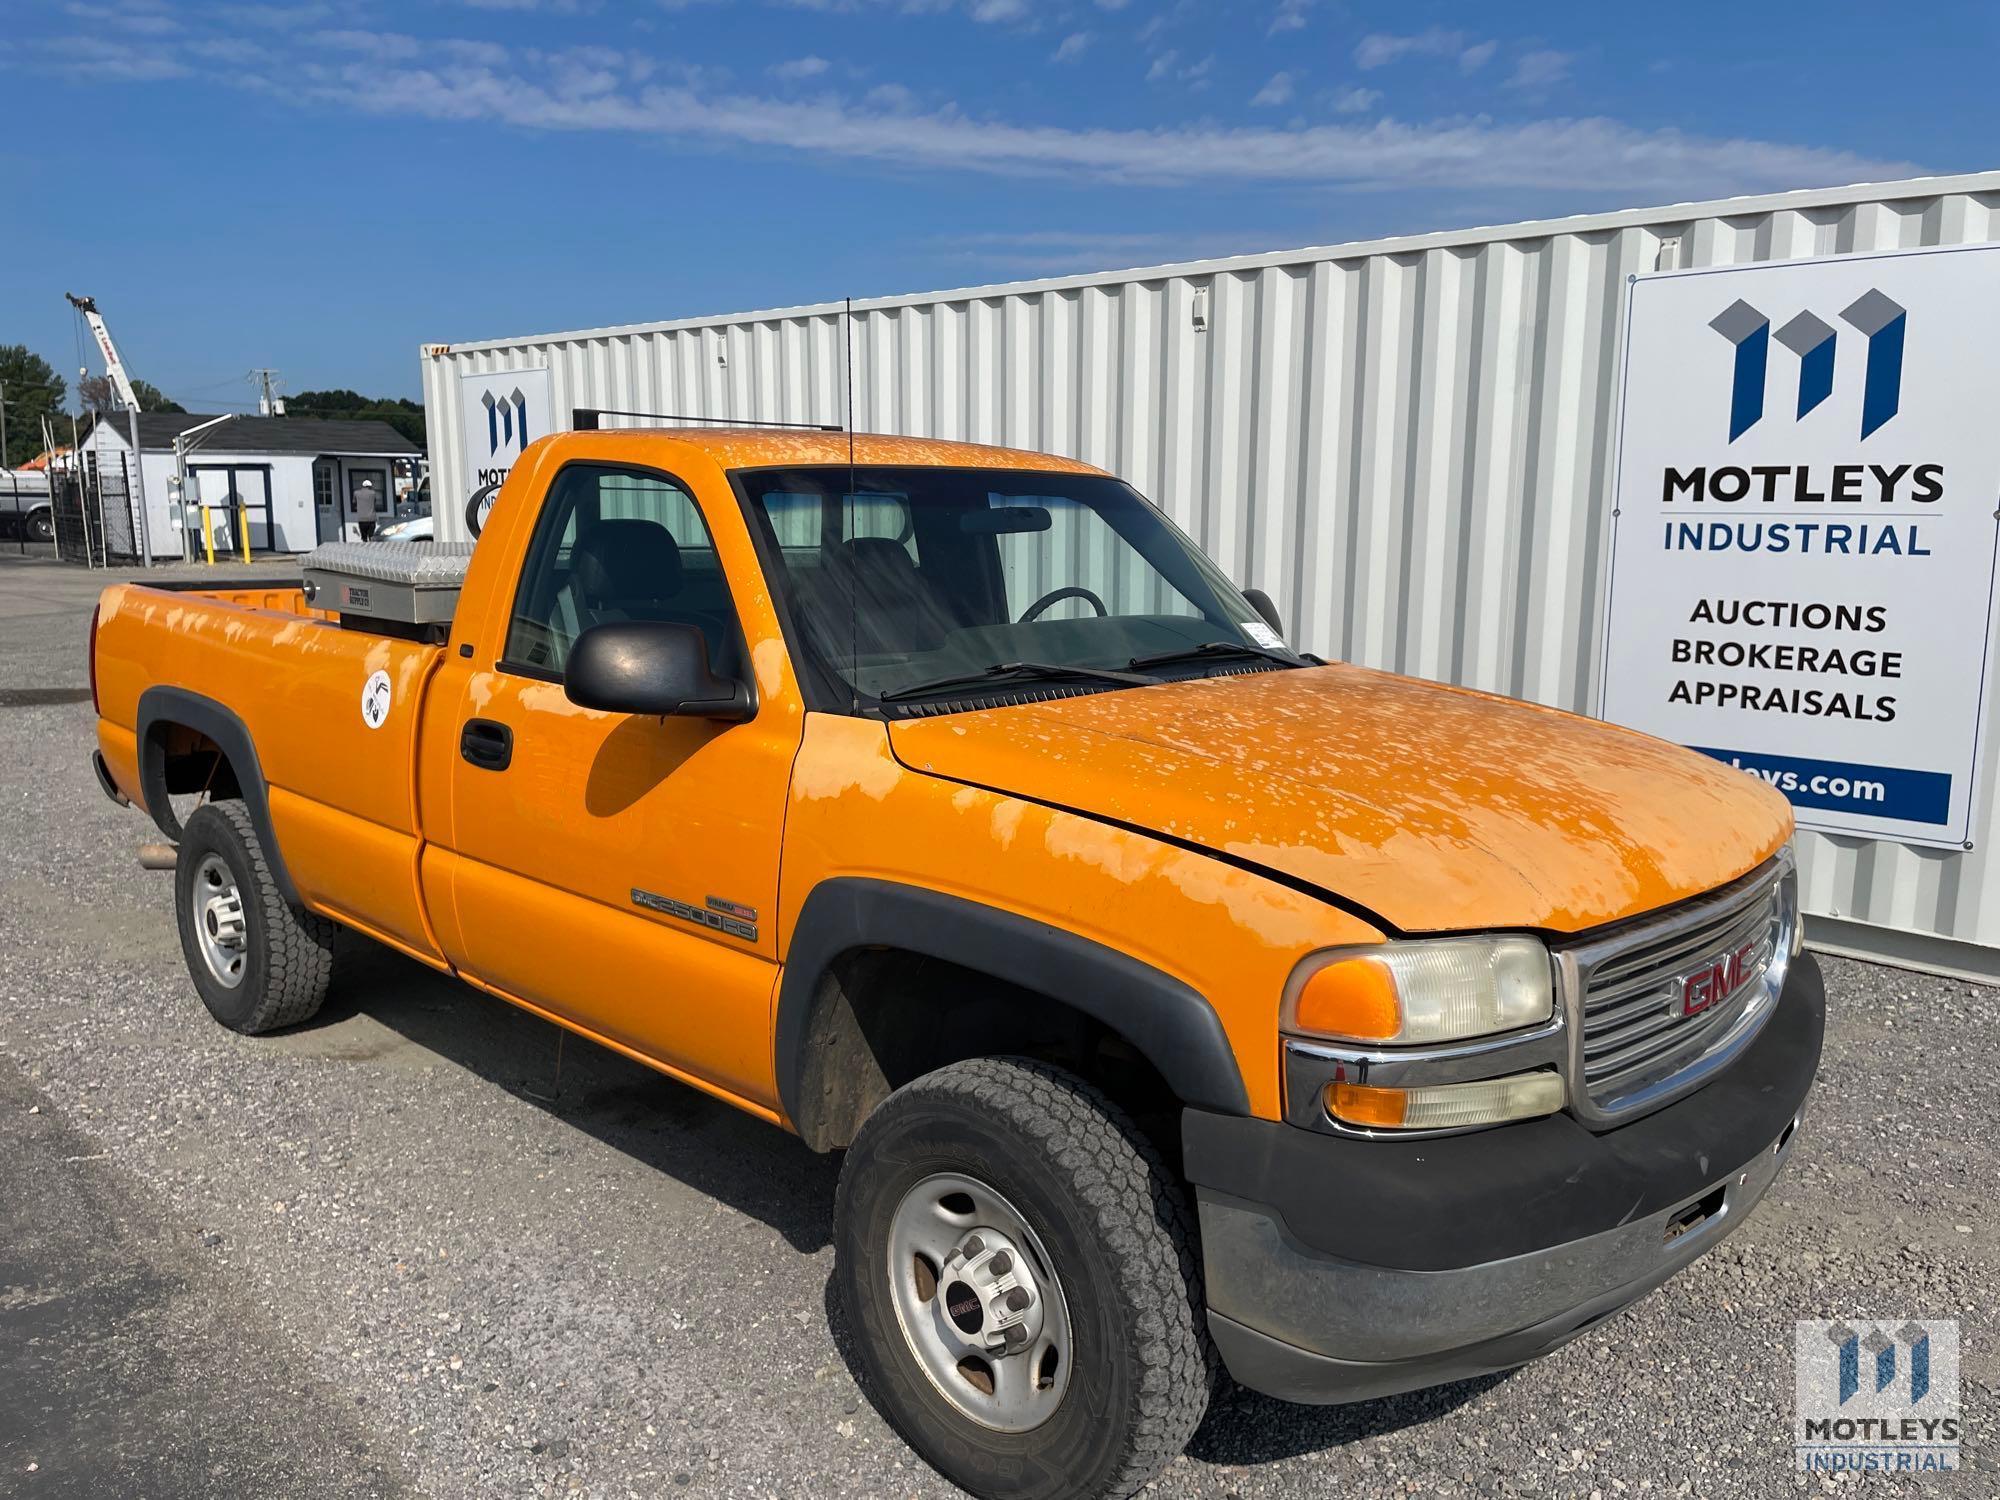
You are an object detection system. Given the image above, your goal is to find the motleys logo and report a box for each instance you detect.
[480,385,532,457]
[1795,1318,1960,1473]
[1711,290,1906,442]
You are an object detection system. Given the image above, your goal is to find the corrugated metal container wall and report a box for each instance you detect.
[422,173,2000,973]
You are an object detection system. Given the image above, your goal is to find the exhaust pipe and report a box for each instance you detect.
[137,843,177,872]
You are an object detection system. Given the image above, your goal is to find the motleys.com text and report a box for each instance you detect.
[1728,756,1887,803]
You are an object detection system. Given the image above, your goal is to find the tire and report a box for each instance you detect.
[835,1057,1212,1500]
[26,509,53,543]
[173,800,336,1034]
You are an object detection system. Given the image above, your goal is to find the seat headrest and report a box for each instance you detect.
[573,519,683,602]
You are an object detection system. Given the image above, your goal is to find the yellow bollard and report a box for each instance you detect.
[201,506,216,565]
[238,502,250,564]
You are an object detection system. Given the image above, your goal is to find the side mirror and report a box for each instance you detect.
[1242,587,1285,639]
[564,621,753,721]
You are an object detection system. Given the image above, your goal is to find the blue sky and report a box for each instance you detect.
[2,0,1991,409]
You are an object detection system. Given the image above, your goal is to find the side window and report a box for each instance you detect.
[503,464,736,676]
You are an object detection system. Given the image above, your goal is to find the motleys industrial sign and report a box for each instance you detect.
[1601,245,2000,848]
[457,365,555,512]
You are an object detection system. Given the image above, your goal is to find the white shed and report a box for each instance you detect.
[79,412,421,558]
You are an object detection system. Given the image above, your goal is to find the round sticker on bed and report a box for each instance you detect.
[360,669,393,730]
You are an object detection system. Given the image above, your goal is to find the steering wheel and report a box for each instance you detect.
[1018,586,1109,624]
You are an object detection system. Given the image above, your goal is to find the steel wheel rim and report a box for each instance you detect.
[885,1171,1074,1433]
[191,853,248,989]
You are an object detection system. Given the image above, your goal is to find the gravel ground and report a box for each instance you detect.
[1,553,1994,1498]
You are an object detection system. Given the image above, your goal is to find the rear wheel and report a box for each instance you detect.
[25,508,53,543]
[174,800,336,1033]
[835,1057,1212,1500]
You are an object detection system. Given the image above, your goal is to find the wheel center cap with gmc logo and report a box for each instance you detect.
[945,1280,984,1334]
[938,1229,1043,1352]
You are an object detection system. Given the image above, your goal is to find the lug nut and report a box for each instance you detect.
[1004,1287,1032,1313]
[988,1251,1012,1275]
[962,1233,985,1257]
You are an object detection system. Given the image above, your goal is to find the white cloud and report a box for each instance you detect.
[1269,0,1310,35]
[309,69,1913,198]
[311,28,423,60]
[771,54,831,79]
[56,32,190,77]
[55,17,1918,204]
[1251,71,1294,107]
[63,0,178,35]
[1508,49,1574,90]
[1356,27,1495,74]
[1146,48,1212,88]
[1052,31,1089,63]
[208,3,337,28]
[1328,85,1379,114]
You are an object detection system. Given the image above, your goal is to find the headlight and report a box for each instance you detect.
[1284,936,1553,1046]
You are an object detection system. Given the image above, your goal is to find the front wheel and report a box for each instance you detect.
[835,1058,1212,1500]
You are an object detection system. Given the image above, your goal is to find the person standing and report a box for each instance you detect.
[354,478,381,541]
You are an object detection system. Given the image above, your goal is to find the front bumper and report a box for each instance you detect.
[1184,950,1825,1404]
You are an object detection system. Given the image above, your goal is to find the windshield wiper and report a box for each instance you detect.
[1127,639,1304,672]
[877,660,1155,703]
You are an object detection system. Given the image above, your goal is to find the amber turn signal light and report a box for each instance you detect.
[1326,1071,1565,1132]
[1293,957,1401,1042]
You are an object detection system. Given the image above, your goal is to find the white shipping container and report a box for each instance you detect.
[421,171,2000,977]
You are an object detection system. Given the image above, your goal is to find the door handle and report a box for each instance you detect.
[460,718,513,771]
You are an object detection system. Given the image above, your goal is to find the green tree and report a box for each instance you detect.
[0,346,67,469]
[287,388,425,447]
[79,374,186,414]
[131,379,185,413]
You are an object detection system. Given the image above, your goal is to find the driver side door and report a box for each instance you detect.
[443,461,798,1111]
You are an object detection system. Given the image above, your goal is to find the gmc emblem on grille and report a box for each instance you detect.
[1672,939,1761,1017]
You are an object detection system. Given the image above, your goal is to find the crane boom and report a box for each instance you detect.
[64,293,142,413]
[64,291,154,565]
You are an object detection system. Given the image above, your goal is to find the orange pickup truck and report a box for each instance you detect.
[91,428,1822,1500]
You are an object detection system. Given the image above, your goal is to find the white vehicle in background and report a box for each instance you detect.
[372,513,433,542]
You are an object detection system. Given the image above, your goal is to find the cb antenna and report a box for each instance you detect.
[843,295,859,708]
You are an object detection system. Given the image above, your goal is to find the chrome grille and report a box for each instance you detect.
[1559,855,1795,1126]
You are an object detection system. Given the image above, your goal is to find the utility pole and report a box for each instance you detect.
[251,368,284,416]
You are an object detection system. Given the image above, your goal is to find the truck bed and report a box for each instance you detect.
[94,580,451,965]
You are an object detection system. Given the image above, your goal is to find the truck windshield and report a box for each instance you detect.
[736,465,1300,706]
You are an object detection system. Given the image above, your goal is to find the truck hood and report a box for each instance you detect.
[887,664,1792,935]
